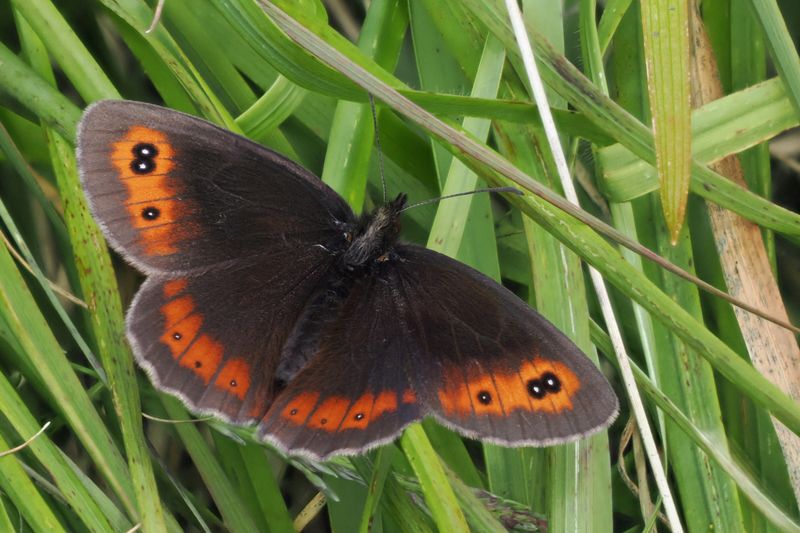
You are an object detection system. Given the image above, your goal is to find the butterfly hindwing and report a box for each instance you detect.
[127,244,338,424]
[77,100,353,274]
[259,273,422,461]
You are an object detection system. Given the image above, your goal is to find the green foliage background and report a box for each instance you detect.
[0,0,799,531]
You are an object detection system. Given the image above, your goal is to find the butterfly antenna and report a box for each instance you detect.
[400,187,522,212]
[368,94,388,204]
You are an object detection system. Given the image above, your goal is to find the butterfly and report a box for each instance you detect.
[76,100,618,461]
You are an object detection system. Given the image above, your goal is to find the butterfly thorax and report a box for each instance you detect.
[339,193,407,272]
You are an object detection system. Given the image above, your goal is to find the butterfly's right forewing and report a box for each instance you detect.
[392,245,618,446]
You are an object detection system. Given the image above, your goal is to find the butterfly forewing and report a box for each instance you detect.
[77,100,353,274]
[391,245,618,446]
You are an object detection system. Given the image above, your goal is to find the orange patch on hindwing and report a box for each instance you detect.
[307,397,351,431]
[179,334,223,384]
[159,282,227,384]
[111,125,196,255]
[339,393,375,430]
[438,357,581,417]
[280,392,320,422]
[276,390,404,432]
[401,389,416,404]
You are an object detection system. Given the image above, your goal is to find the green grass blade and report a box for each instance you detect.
[10,0,120,101]
[639,0,692,241]
[400,424,468,531]
[750,0,800,118]
[161,398,260,532]
[0,430,66,532]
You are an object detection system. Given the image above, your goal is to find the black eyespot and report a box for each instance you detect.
[194,361,202,368]
[172,332,182,340]
[133,143,158,159]
[527,379,545,399]
[477,391,492,405]
[131,158,155,174]
[141,206,160,221]
[229,380,237,387]
[355,413,364,421]
[320,418,328,425]
[542,372,561,393]
[290,408,298,416]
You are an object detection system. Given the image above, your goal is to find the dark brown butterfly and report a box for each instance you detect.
[77,100,617,461]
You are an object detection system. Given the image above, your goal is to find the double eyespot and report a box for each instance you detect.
[526,372,561,399]
[474,371,562,405]
[131,143,158,175]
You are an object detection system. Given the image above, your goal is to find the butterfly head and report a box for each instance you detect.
[339,193,407,272]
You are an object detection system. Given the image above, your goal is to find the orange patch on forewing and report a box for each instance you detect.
[124,174,173,205]
[464,373,503,416]
[307,396,351,431]
[139,223,196,256]
[163,279,187,298]
[437,357,581,417]
[402,389,416,404]
[179,334,223,384]
[520,358,580,413]
[110,126,197,256]
[214,358,251,400]
[437,365,475,417]
[129,198,184,229]
[110,126,175,179]
[339,393,375,430]
[280,392,320,423]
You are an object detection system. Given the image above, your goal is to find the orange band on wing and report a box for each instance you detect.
[111,126,197,256]
[158,281,225,386]
[280,390,402,433]
[437,357,581,417]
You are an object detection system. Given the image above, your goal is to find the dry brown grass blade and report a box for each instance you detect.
[689,2,800,503]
